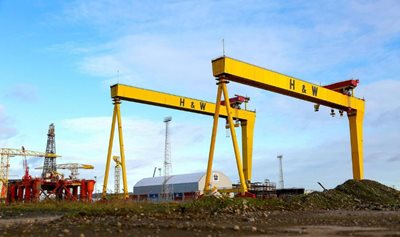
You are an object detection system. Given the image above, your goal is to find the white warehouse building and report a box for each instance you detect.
[133,171,232,200]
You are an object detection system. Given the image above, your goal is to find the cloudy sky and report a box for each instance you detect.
[1,1,399,192]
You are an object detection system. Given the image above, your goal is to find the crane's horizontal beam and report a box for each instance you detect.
[212,57,365,112]
[111,84,255,121]
[0,148,60,157]
[57,163,94,169]
[35,164,94,170]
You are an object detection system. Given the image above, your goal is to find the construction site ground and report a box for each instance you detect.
[0,179,399,237]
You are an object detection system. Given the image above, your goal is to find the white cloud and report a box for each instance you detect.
[77,34,217,98]
[61,0,400,95]
[0,105,17,140]
[5,83,39,102]
[358,80,400,120]
[80,55,129,78]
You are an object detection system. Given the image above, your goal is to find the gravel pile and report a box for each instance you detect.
[291,179,400,210]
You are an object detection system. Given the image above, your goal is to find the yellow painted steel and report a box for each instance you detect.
[81,164,95,169]
[221,80,248,193]
[103,84,256,198]
[102,99,129,199]
[113,155,122,166]
[204,84,223,192]
[211,56,365,180]
[42,163,95,169]
[102,101,117,199]
[212,57,365,112]
[241,117,255,181]
[205,79,249,194]
[111,85,256,181]
[348,111,364,179]
[115,101,129,199]
[111,84,255,119]
[0,148,60,158]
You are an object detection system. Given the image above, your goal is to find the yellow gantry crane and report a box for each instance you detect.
[102,84,256,199]
[204,56,365,195]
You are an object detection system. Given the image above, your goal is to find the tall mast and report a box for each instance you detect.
[42,123,57,179]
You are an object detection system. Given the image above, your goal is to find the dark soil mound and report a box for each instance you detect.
[292,179,400,210]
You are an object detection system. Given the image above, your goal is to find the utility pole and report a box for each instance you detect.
[162,116,172,200]
[277,155,284,189]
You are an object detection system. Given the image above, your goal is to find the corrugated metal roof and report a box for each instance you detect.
[135,172,205,187]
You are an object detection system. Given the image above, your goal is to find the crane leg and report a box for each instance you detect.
[115,101,129,199]
[348,110,364,180]
[205,78,249,194]
[204,82,223,192]
[102,101,118,199]
[241,117,255,184]
[220,80,248,194]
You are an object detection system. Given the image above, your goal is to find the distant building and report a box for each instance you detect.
[133,171,232,201]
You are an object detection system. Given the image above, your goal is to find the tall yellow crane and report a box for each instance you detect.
[205,56,365,195]
[0,147,47,199]
[102,84,256,199]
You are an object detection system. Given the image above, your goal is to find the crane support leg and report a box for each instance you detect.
[115,101,129,199]
[221,80,248,193]
[204,83,223,192]
[205,78,248,194]
[102,98,129,199]
[241,118,255,183]
[102,101,117,199]
[348,111,364,180]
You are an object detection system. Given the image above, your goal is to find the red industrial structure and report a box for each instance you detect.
[323,79,359,95]
[220,94,250,109]
[5,124,95,203]
[7,178,95,203]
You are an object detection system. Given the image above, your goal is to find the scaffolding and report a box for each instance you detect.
[113,156,121,194]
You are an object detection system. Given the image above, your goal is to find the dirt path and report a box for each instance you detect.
[0,215,61,226]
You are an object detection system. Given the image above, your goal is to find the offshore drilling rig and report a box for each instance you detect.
[42,123,57,180]
[6,123,96,203]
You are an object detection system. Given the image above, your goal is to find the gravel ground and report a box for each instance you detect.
[0,209,399,236]
[0,179,399,236]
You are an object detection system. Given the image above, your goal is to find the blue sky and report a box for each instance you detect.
[1,0,399,192]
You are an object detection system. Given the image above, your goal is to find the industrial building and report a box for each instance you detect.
[133,171,232,200]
